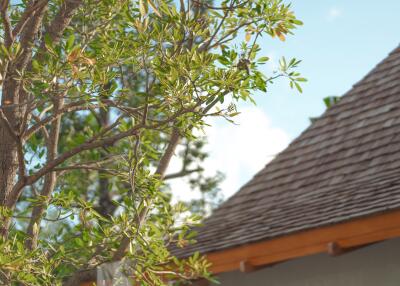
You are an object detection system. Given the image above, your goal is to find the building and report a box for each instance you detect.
[174,45,400,286]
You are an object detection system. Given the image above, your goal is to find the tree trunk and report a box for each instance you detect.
[0,69,21,237]
[0,4,47,237]
[0,121,18,237]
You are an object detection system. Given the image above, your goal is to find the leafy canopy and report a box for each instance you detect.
[0,0,304,284]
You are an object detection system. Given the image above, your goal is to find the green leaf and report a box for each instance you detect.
[65,34,75,52]
[44,34,53,49]
[0,44,10,59]
[32,59,40,71]
[295,82,303,93]
[279,57,287,71]
[323,96,340,108]
[229,112,240,117]
[290,19,304,25]
[257,56,270,63]
[217,56,230,66]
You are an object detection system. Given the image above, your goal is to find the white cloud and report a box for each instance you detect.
[203,106,290,198]
[170,106,290,202]
[327,7,342,21]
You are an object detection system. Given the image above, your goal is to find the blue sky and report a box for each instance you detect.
[172,0,400,200]
[258,0,400,138]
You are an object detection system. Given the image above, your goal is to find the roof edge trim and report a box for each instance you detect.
[206,209,400,274]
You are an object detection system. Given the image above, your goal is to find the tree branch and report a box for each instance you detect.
[9,103,195,210]
[111,127,181,262]
[0,108,26,180]
[12,125,141,202]
[42,0,83,46]
[110,91,224,263]
[0,108,18,141]
[164,167,203,180]
[26,96,64,250]
[0,0,13,47]
[24,98,143,140]
[12,0,48,38]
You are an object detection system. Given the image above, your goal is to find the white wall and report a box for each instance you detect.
[217,238,400,286]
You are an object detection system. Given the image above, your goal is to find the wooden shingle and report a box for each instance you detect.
[174,45,400,258]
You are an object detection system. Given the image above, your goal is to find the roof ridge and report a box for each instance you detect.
[351,43,400,89]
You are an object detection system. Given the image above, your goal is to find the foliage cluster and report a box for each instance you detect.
[0,0,304,284]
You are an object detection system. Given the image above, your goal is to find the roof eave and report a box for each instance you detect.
[204,209,400,274]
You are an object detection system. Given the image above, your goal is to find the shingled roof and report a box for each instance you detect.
[174,44,400,258]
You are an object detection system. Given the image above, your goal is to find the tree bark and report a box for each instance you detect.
[0,63,25,237]
[0,0,83,238]
[0,112,19,237]
[0,2,47,238]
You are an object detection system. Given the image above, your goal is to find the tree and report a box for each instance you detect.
[310,96,341,123]
[0,0,304,284]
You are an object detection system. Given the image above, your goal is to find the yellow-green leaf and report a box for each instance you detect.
[148,0,161,17]
[245,32,251,42]
[139,0,148,17]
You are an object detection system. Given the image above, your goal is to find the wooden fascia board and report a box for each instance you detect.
[205,209,400,274]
